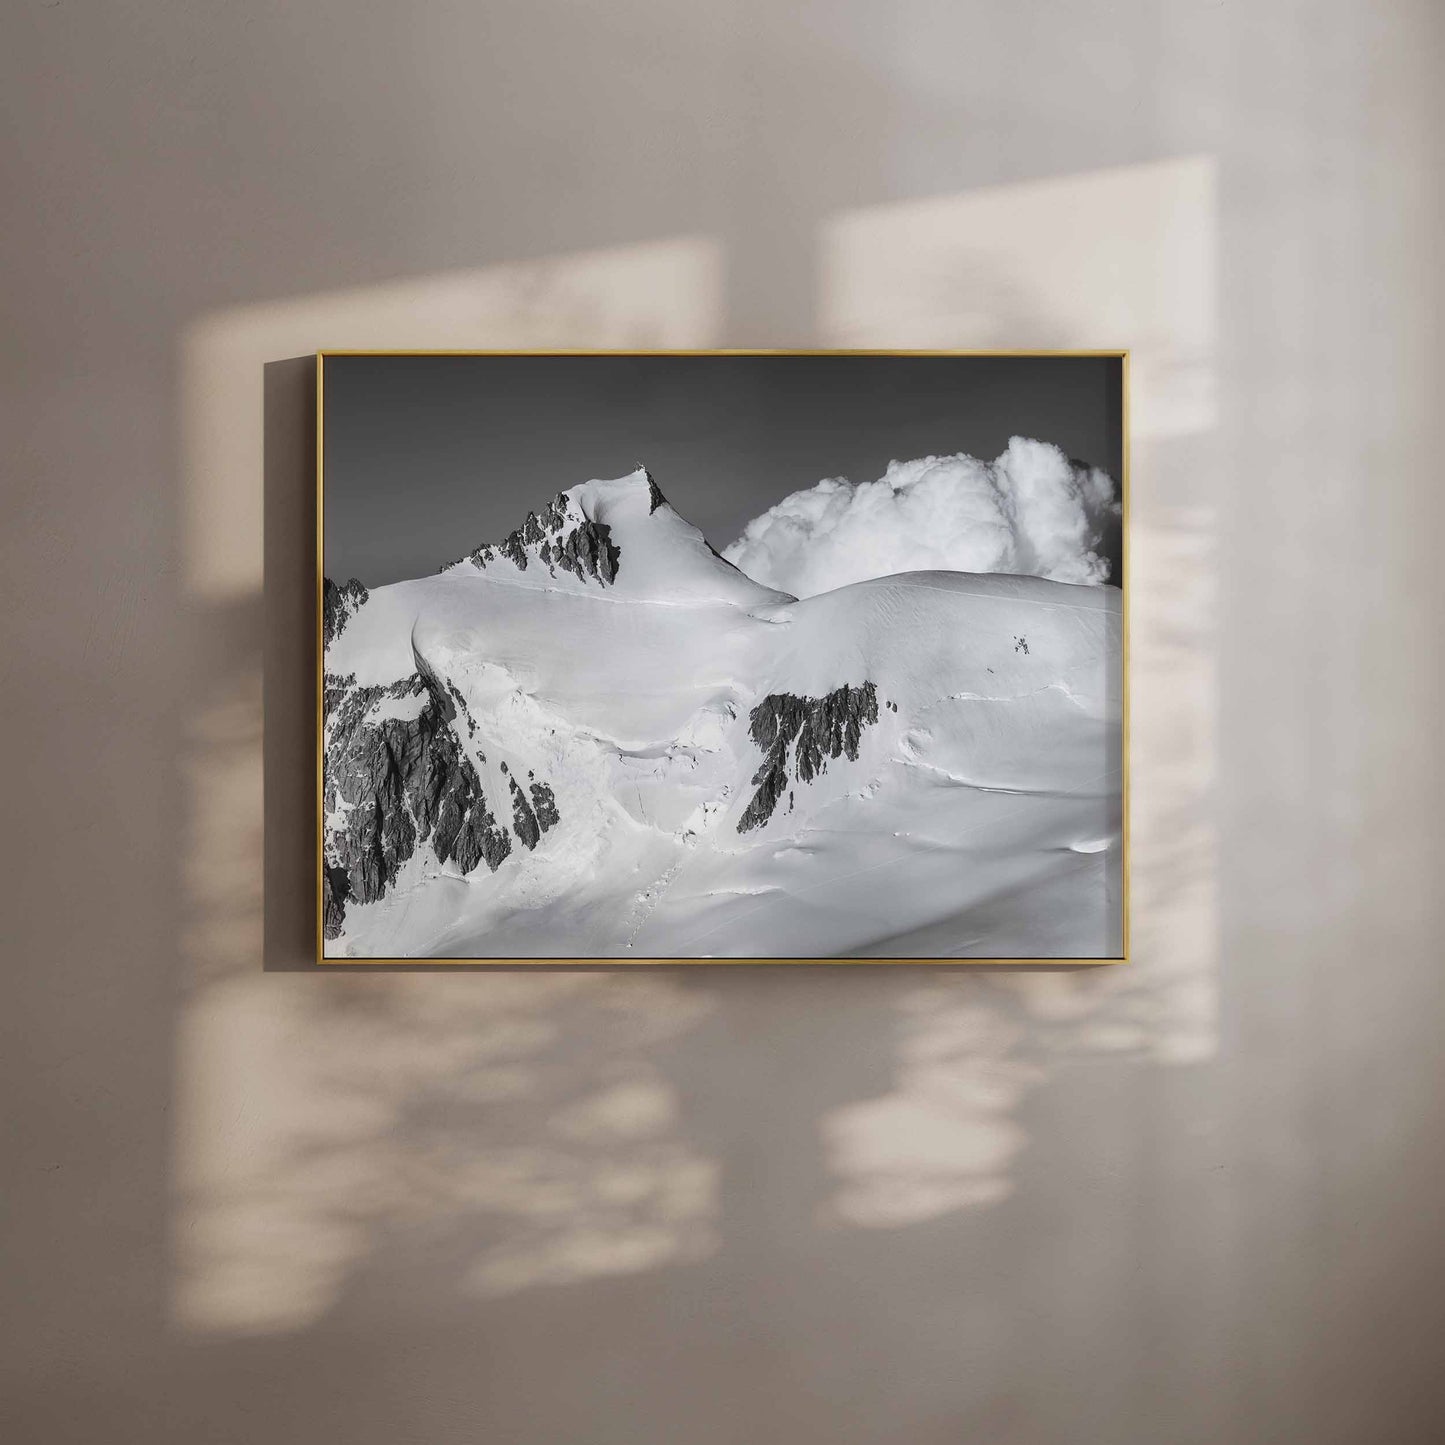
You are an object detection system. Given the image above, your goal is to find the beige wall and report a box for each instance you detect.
[3,3,1442,1442]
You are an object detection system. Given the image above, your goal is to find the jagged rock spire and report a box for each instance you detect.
[639,464,667,514]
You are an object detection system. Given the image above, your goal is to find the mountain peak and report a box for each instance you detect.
[559,464,665,517]
[444,467,793,607]
[637,463,667,513]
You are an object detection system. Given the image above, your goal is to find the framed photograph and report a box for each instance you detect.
[318,351,1126,962]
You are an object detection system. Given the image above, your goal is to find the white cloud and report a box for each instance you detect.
[724,438,1120,598]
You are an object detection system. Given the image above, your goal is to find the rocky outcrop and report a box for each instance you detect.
[446,679,479,738]
[322,864,350,940]
[508,775,541,850]
[529,780,560,832]
[506,773,562,852]
[738,681,879,833]
[549,516,620,584]
[323,576,369,645]
[322,670,512,939]
[447,491,620,586]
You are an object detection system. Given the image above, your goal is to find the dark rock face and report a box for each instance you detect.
[508,776,540,850]
[418,712,513,877]
[529,781,560,832]
[738,681,879,833]
[643,466,666,514]
[506,775,561,852]
[551,517,620,584]
[322,864,350,939]
[322,671,512,939]
[446,680,479,738]
[323,671,357,716]
[323,577,369,645]
[447,491,620,586]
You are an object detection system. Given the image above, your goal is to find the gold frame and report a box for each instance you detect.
[316,349,1130,965]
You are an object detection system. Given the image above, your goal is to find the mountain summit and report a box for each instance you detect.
[439,466,791,608]
[323,468,1122,958]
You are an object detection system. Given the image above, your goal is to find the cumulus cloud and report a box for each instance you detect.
[724,437,1120,598]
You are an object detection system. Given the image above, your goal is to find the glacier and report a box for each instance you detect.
[322,466,1122,959]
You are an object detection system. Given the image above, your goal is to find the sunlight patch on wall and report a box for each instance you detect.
[822,996,1038,1226]
[820,156,1216,441]
[180,236,723,599]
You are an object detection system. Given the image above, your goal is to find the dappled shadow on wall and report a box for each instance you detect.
[815,157,1219,1225]
[173,968,718,1333]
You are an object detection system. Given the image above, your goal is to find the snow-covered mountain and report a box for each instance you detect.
[323,466,1122,958]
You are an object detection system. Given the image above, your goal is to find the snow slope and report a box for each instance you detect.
[323,467,1122,958]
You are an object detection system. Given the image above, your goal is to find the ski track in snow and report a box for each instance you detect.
[899,757,1095,796]
[930,678,1094,708]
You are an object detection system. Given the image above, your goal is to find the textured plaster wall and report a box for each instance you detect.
[2,3,1442,1442]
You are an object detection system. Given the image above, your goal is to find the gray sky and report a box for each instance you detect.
[323,353,1123,586]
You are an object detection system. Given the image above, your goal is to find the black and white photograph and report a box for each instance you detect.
[320,352,1125,960]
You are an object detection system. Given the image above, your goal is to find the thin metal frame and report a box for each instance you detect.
[316,349,1130,965]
